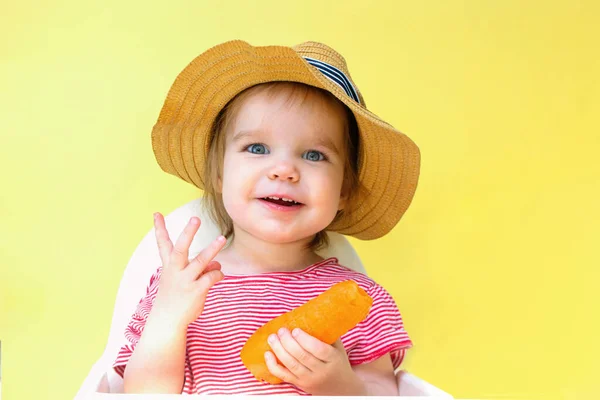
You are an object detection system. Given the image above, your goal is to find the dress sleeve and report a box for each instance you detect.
[112,266,194,392]
[342,281,413,372]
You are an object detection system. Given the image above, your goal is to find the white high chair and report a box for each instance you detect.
[75,197,453,399]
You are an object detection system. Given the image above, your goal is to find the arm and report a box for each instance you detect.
[352,353,398,396]
[348,280,412,395]
[123,310,188,393]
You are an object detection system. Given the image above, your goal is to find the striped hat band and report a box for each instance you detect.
[303,56,361,104]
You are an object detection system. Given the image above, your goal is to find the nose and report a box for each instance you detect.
[268,161,300,183]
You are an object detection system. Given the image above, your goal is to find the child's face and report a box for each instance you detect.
[219,87,348,245]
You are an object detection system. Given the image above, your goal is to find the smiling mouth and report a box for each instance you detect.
[260,197,303,207]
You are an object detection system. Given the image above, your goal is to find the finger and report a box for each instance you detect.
[153,212,173,268]
[188,260,222,282]
[194,268,225,294]
[268,332,310,378]
[170,217,202,270]
[191,261,222,283]
[264,351,297,385]
[203,260,222,274]
[290,328,337,362]
[185,235,227,279]
[277,328,320,371]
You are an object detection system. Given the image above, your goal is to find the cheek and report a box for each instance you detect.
[311,169,344,204]
[221,177,244,219]
[326,167,345,190]
[221,171,240,199]
[221,159,254,204]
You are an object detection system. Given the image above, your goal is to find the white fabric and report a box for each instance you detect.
[75,197,452,398]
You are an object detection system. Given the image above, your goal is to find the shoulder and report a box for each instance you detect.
[318,259,401,311]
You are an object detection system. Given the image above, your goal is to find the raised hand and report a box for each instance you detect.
[150,212,227,328]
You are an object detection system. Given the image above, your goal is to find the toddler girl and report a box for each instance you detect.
[112,40,421,395]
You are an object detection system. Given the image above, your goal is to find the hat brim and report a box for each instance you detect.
[151,40,420,240]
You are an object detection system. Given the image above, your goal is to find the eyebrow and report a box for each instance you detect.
[312,136,341,155]
[232,129,341,155]
[231,130,258,143]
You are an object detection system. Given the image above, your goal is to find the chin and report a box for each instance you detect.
[242,223,316,244]
[256,228,312,244]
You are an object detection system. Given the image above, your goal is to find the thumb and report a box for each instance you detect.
[203,260,222,273]
[195,268,225,293]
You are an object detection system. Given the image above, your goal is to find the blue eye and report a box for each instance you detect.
[246,143,268,154]
[303,150,326,162]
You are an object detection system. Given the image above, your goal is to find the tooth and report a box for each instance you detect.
[264,196,299,203]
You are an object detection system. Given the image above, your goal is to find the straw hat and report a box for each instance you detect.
[151,40,420,240]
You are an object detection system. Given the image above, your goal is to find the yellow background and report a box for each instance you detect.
[1,1,598,399]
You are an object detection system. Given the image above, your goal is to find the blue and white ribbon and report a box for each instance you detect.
[303,56,361,104]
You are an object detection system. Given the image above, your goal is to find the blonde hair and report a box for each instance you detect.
[201,81,365,252]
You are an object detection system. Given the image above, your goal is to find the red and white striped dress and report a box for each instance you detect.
[113,257,412,395]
